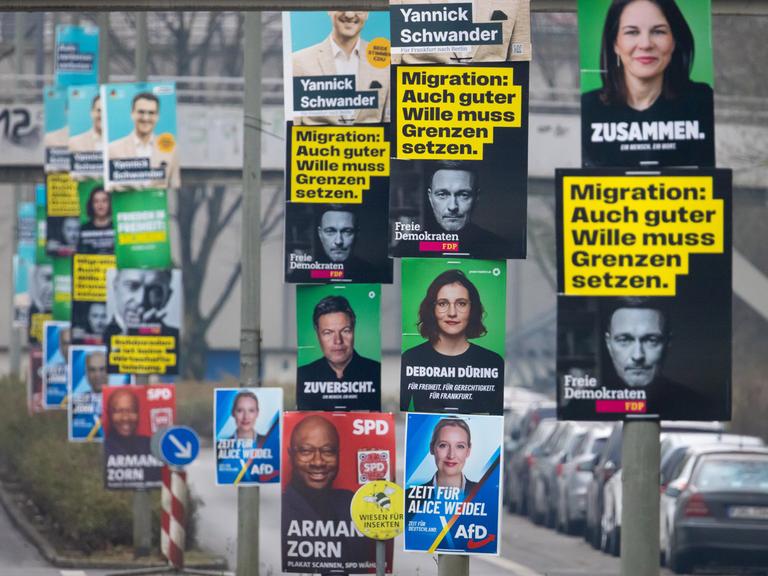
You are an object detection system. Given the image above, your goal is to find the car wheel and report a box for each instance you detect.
[667,532,691,574]
[590,521,602,550]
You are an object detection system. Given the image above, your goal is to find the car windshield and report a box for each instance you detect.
[694,456,768,492]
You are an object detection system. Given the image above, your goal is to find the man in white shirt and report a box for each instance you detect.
[292,11,389,125]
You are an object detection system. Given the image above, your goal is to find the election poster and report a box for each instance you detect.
[28,347,44,415]
[112,189,171,269]
[27,264,53,345]
[296,284,381,411]
[52,256,72,321]
[105,268,182,375]
[103,384,175,490]
[71,253,116,345]
[281,412,395,574]
[555,169,731,420]
[44,85,70,173]
[101,82,180,191]
[214,388,283,485]
[35,183,51,265]
[76,180,114,255]
[404,413,503,555]
[43,320,71,410]
[390,0,532,64]
[13,202,36,327]
[389,62,529,259]
[579,0,715,168]
[400,258,506,414]
[46,172,81,257]
[68,345,131,442]
[283,11,391,125]
[68,85,103,178]
[284,183,393,284]
[55,24,99,87]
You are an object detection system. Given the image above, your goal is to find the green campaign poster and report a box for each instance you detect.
[400,258,507,414]
[112,188,171,269]
[36,185,51,265]
[52,256,72,321]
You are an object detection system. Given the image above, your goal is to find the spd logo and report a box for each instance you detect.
[357,450,390,483]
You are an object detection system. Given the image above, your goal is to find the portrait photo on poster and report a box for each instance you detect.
[390,0,532,64]
[296,284,381,411]
[557,265,731,422]
[404,413,503,555]
[280,411,395,574]
[105,268,181,375]
[68,85,104,177]
[44,85,70,173]
[284,194,393,284]
[283,11,391,125]
[46,216,80,257]
[42,320,71,409]
[390,152,527,259]
[214,388,282,485]
[102,384,175,490]
[101,82,180,190]
[579,0,714,168]
[76,181,115,255]
[400,258,506,414]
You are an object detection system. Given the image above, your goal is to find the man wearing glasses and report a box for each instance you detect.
[282,414,373,574]
[107,92,180,189]
[296,295,380,410]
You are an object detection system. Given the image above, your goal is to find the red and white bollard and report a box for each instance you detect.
[161,466,187,569]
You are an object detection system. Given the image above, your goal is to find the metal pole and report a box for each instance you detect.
[375,541,385,576]
[438,554,469,576]
[97,12,109,84]
[620,421,660,576]
[237,11,262,576]
[135,12,147,82]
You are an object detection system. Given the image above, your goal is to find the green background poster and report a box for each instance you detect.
[296,284,381,367]
[578,0,713,93]
[36,189,51,265]
[401,258,507,355]
[78,179,105,223]
[112,189,171,269]
[52,256,72,321]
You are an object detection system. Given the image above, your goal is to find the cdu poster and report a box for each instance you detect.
[55,24,99,86]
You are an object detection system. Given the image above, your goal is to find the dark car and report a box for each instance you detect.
[662,447,768,573]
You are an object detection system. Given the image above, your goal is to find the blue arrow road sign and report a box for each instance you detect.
[160,426,200,467]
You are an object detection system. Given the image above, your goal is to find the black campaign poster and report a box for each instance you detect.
[555,169,731,421]
[284,123,393,284]
[390,62,528,259]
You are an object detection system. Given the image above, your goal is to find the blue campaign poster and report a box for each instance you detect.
[43,321,71,409]
[55,24,100,86]
[214,388,283,485]
[404,413,503,555]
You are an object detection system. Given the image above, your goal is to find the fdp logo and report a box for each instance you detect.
[357,450,390,483]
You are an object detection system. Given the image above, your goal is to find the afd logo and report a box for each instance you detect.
[456,524,496,550]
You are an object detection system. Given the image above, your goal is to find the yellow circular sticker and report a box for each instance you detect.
[366,37,391,69]
[350,480,404,540]
[156,132,176,153]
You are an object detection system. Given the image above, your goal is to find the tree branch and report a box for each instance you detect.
[202,262,242,331]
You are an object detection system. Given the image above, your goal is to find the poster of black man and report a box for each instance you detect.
[214,387,283,485]
[46,172,81,257]
[296,284,381,411]
[400,258,506,414]
[389,62,528,259]
[44,85,70,173]
[71,253,116,345]
[68,345,132,442]
[578,0,714,168]
[103,384,175,490]
[281,412,395,574]
[389,0,531,64]
[112,189,172,269]
[101,82,179,191]
[105,268,182,375]
[68,84,103,178]
[555,169,731,420]
[283,11,391,125]
[42,320,71,410]
[284,184,394,285]
[404,413,503,555]
[55,24,99,87]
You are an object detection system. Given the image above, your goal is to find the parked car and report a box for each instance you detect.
[504,402,556,513]
[661,446,768,573]
[600,431,764,557]
[556,424,612,535]
[529,421,588,527]
[507,414,557,515]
